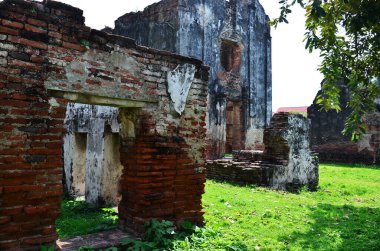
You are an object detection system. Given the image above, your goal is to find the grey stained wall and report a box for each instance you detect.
[113,0,272,159]
[264,113,319,191]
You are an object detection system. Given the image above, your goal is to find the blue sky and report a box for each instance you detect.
[37,0,323,111]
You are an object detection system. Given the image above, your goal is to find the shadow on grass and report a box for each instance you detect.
[279,203,380,250]
[56,198,118,239]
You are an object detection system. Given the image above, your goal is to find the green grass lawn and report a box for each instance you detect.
[56,163,380,250]
[202,163,380,250]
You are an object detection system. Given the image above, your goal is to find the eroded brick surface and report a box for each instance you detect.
[0,0,209,249]
[308,81,380,164]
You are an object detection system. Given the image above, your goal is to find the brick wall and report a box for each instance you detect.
[310,113,380,164]
[308,81,380,164]
[0,0,208,249]
[116,0,179,24]
[206,158,272,186]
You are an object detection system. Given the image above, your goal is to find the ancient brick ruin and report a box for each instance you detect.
[110,0,272,159]
[0,0,209,249]
[308,81,380,164]
[0,0,321,249]
[207,113,319,191]
[61,0,273,208]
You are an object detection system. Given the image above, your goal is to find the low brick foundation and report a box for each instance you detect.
[312,142,376,164]
[309,113,380,165]
[206,158,273,186]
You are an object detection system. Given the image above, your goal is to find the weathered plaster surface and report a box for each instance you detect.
[45,48,155,104]
[112,0,272,158]
[63,133,87,196]
[244,126,265,150]
[101,133,123,205]
[167,63,196,114]
[270,114,319,190]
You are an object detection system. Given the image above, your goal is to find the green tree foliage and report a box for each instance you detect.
[272,0,380,140]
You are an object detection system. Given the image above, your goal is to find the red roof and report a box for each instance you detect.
[275,106,308,114]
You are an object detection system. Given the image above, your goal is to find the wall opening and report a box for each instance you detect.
[220,39,242,72]
[63,104,124,207]
[58,104,128,245]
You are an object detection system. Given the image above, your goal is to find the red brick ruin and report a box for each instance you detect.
[0,0,321,249]
[0,0,209,249]
[308,80,380,164]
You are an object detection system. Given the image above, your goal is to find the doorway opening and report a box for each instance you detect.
[63,103,123,207]
[58,104,127,240]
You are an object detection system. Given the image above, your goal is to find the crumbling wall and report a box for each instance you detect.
[0,0,209,249]
[264,113,319,191]
[308,81,380,164]
[112,0,272,159]
[206,113,319,191]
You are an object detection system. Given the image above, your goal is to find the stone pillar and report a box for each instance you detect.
[63,133,86,197]
[85,118,106,205]
[101,132,123,205]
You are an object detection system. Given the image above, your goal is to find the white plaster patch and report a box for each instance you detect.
[45,48,141,98]
[167,63,196,115]
[358,134,372,151]
[82,49,140,74]
[65,60,90,85]
[49,57,68,67]
[196,4,214,27]
[245,126,264,149]
[48,97,60,112]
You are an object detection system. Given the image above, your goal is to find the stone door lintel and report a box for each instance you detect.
[47,89,157,108]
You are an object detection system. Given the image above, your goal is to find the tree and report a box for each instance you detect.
[272,0,380,140]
